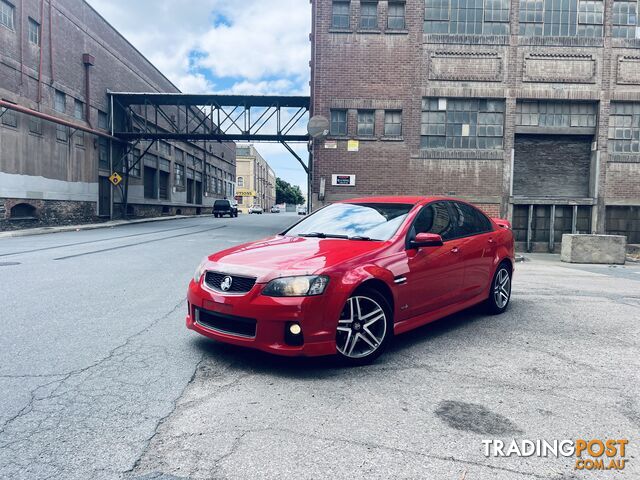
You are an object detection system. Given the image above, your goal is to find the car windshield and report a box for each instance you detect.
[214,200,229,207]
[285,203,414,241]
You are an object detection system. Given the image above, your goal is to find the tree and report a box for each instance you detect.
[276,178,305,205]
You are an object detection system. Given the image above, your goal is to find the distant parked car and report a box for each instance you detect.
[213,199,238,218]
[249,206,264,214]
[297,206,307,216]
[271,206,280,213]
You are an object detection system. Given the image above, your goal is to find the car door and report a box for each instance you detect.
[450,201,497,300]
[400,201,466,319]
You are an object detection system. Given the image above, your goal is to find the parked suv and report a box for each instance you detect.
[213,199,238,218]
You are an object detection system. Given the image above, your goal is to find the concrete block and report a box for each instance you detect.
[561,234,627,265]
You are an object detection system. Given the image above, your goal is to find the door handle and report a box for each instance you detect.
[488,238,495,244]
[451,247,460,254]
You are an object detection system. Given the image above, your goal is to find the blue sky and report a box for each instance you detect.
[87,0,311,192]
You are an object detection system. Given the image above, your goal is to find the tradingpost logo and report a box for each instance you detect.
[482,438,629,471]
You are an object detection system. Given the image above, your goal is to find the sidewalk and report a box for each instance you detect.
[0,214,213,239]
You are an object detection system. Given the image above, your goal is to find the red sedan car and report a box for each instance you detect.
[187,197,514,365]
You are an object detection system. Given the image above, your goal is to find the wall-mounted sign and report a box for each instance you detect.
[332,174,356,187]
[347,140,359,152]
[236,188,256,197]
[324,140,337,149]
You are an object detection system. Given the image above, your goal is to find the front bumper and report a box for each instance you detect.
[186,279,338,357]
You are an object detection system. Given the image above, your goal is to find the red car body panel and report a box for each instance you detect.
[187,196,515,356]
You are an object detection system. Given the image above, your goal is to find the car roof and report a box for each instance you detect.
[340,195,455,205]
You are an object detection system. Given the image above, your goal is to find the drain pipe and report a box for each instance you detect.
[82,54,94,127]
[37,0,45,103]
[49,0,54,82]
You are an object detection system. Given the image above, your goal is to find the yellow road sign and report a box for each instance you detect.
[109,172,123,187]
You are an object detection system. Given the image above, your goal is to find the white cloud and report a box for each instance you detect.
[87,0,310,94]
[86,0,311,190]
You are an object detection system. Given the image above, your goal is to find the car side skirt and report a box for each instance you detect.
[393,292,489,335]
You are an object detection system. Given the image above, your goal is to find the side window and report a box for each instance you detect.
[452,202,493,237]
[412,202,457,241]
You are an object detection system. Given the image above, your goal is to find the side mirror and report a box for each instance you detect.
[410,232,444,249]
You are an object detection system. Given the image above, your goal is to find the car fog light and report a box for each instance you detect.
[289,323,302,335]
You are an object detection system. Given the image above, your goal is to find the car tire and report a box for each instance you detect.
[486,262,512,315]
[336,287,393,366]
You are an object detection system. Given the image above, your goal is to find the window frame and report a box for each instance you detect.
[28,17,40,45]
[332,0,351,29]
[450,201,494,238]
[1,107,17,128]
[54,90,66,114]
[0,0,14,30]
[357,110,375,136]
[330,109,348,136]
[387,2,406,29]
[384,110,403,137]
[360,1,379,29]
[405,201,458,248]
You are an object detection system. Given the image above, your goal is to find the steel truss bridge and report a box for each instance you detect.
[109,92,311,173]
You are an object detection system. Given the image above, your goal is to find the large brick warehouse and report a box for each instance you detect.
[0,0,236,231]
[310,0,640,251]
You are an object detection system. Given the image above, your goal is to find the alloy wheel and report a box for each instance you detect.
[336,296,387,359]
[493,268,511,309]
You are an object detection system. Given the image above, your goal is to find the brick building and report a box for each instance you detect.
[310,0,640,251]
[0,0,236,231]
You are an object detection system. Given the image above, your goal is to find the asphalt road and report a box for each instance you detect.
[0,215,638,480]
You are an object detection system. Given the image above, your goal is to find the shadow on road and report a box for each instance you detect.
[191,301,498,378]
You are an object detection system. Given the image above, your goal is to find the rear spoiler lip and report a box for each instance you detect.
[492,218,512,230]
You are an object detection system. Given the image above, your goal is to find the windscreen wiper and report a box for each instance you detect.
[298,232,349,239]
[348,236,378,241]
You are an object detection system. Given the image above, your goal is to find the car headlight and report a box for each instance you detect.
[193,258,208,283]
[262,275,329,297]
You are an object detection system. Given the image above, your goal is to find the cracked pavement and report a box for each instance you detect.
[1,217,639,479]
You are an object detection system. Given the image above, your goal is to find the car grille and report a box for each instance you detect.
[195,308,257,338]
[204,271,257,294]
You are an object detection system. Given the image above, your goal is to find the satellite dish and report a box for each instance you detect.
[307,115,330,139]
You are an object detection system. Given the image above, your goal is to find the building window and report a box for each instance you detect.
[384,110,403,136]
[98,111,108,130]
[54,90,66,113]
[74,99,84,120]
[73,100,85,146]
[29,116,42,134]
[388,2,406,29]
[28,17,40,45]
[159,141,171,156]
[129,149,141,177]
[238,176,245,187]
[332,1,351,28]
[425,0,510,35]
[516,101,597,128]
[609,103,640,154]
[175,163,185,187]
[613,0,639,38]
[519,0,604,37]
[421,98,505,150]
[357,110,375,136]
[98,138,109,168]
[330,109,348,136]
[360,2,378,29]
[56,125,68,143]
[0,0,14,30]
[1,107,17,127]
